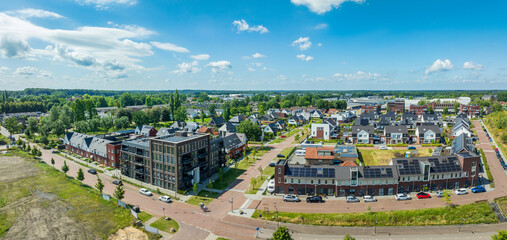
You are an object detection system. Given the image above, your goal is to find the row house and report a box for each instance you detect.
[460,105,481,117]
[415,125,441,144]
[429,102,456,113]
[350,126,375,144]
[361,104,380,114]
[288,115,308,126]
[383,126,409,144]
[135,125,158,137]
[223,133,247,159]
[64,132,122,168]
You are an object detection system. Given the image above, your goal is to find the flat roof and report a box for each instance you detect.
[156,133,207,143]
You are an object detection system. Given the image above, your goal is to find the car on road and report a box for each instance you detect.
[416,192,431,199]
[346,196,360,203]
[158,195,172,203]
[363,195,377,202]
[283,194,300,202]
[139,188,153,196]
[281,135,286,138]
[408,146,416,150]
[455,188,468,195]
[395,193,412,201]
[379,146,388,150]
[269,162,276,167]
[472,186,486,193]
[276,154,285,158]
[112,180,123,185]
[51,150,59,154]
[306,196,324,203]
[87,169,97,174]
[436,191,450,198]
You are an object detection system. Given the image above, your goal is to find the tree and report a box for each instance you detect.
[52,119,66,136]
[272,226,293,240]
[119,92,134,108]
[88,118,101,132]
[454,102,460,113]
[114,184,125,201]
[116,108,133,122]
[201,110,206,123]
[492,103,503,112]
[77,168,85,184]
[192,182,199,195]
[250,178,257,191]
[161,107,171,121]
[427,105,434,114]
[145,96,154,108]
[61,160,69,174]
[132,110,151,125]
[443,107,449,115]
[71,98,86,121]
[173,107,187,122]
[237,119,262,141]
[27,117,38,135]
[95,176,105,193]
[114,116,130,129]
[3,117,21,136]
[441,189,453,206]
[343,234,356,240]
[207,104,217,117]
[491,230,507,240]
[294,133,300,142]
[101,116,114,130]
[51,158,55,167]
[74,120,89,133]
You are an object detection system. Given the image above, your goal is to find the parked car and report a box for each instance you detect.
[416,192,431,199]
[281,135,286,138]
[283,194,300,202]
[158,195,172,203]
[112,180,123,185]
[346,196,360,203]
[363,195,377,202]
[379,146,388,150]
[436,191,450,198]
[277,154,285,158]
[267,179,275,194]
[408,146,416,150]
[455,188,468,195]
[395,193,412,201]
[87,169,97,174]
[306,196,324,203]
[131,205,140,213]
[51,150,60,154]
[139,188,153,196]
[472,186,486,193]
[269,162,276,167]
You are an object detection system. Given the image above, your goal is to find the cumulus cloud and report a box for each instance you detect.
[290,0,365,14]
[172,60,200,74]
[0,13,155,78]
[150,41,189,53]
[206,60,231,73]
[0,66,8,74]
[76,0,137,9]
[296,54,314,61]
[292,37,312,50]
[314,23,328,29]
[333,71,382,81]
[232,19,268,34]
[190,54,210,60]
[463,61,484,71]
[14,66,52,78]
[425,59,454,75]
[5,8,64,19]
[252,52,265,58]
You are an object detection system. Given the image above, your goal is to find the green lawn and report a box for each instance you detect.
[359,148,432,166]
[207,168,246,190]
[262,166,275,177]
[495,197,507,216]
[150,217,179,233]
[252,146,272,158]
[137,211,153,223]
[270,138,284,144]
[185,190,221,206]
[479,148,494,188]
[483,113,507,161]
[245,175,268,194]
[0,150,133,239]
[252,202,498,226]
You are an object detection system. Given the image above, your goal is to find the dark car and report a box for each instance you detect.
[408,146,416,150]
[112,180,123,185]
[472,186,486,193]
[276,154,285,158]
[416,192,431,199]
[87,169,97,174]
[306,196,324,203]
[269,162,276,167]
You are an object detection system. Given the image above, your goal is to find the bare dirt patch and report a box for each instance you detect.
[108,226,149,240]
[0,156,39,182]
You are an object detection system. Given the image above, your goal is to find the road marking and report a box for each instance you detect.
[192,211,209,216]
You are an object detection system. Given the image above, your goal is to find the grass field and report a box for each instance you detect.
[495,197,507,216]
[245,175,268,194]
[150,217,179,233]
[359,148,432,166]
[252,201,497,226]
[137,211,153,223]
[479,148,494,188]
[0,150,133,239]
[483,112,507,160]
[186,190,221,206]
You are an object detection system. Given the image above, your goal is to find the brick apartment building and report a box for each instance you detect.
[409,105,428,115]
[460,105,481,117]
[64,132,122,168]
[387,100,405,113]
[361,104,380,114]
[429,102,456,112]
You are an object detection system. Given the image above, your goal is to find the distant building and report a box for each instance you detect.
[387,100,405,114]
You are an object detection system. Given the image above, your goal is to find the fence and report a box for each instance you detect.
[102,193,110,201]
[131,209,138,219]
[144,225,159,235]
[117,200,127,208]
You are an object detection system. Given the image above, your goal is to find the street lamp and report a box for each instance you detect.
[229,198,234,213]
[162,207,165,219]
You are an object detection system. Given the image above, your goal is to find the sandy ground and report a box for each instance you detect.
[0,156,39,183]
[108,227,149,240]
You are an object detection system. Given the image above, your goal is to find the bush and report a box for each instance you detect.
[387,144,408,147]
[355,144,374,147]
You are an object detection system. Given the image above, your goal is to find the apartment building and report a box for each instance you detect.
[387,100,405,113]
[64,132,123,168]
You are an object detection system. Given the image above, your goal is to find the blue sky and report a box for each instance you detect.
[0,0,506,90]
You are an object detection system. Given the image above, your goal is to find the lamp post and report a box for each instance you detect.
[229,198,234,213]
[162,207,165,219]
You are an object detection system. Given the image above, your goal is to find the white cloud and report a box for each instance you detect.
[172,60,200,74]
[290,0,365,14]
[463,61,484,71]
[206,60,231,73]
[425,59,454,75]
[314,23,328,29]
[150,41,189,53]
[317,43,322,47]
[232,19,268,34]
[0,13,155,78]
[76,0,137,9]
[190,54,210,61]
[333,71,382,81]
[5,8,64,19]
[292,37,312,50]
[252,52,265,58]
[0,66,8,74]
[296,54,314,61]
[14,66,52,78]
[248,67,255,72]
[276,74,287,80]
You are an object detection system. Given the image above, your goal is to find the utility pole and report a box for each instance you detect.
[162,207,165,219]
[229,198,234,213]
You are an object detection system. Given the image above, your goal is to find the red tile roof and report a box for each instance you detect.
[340,161,358,167]
[305,147,335,160]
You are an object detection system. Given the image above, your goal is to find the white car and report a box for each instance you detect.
[139,188,153,196]
[346,196,360,203]
[158,195,172,203]
[283,194,300,202]
[455,188,468,195]
[395,193,412,201]
[363,195,377,202]
[379,146,388,150]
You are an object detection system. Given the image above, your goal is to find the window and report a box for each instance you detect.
[278,168,281,174]
[278,177,281,183]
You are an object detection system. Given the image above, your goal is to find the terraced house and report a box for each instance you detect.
[64,132,122,168]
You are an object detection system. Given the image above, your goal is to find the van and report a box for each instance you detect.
[267,179,275,193]
[295,150,306,156]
